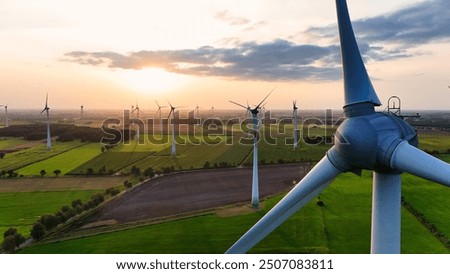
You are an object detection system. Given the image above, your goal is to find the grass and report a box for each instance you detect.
[320,171,449,254]
[70,151,153,174]
[244,126,332,165]
[0,141,86,171]
[402,172,450,240]
[417,131,450,153]
[17,143,104,176]
[0,177,125,192]
[122,133,252,172]
[0,138,28,150]
[19,194,327,254]
[0,190,97,237]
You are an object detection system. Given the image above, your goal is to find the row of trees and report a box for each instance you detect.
[28,188,126,242]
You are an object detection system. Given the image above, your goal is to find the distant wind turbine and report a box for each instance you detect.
[293,100,299,149]
[0,105,8,127]
[167,100,185,157]
[131,102,143,119]
[155,100,166,136]
[80,104,84,119]
[226,0,450,254]
[40,94,51,151]
[229,88,273,208]
[195,105,200,120]
[210,106,214,117]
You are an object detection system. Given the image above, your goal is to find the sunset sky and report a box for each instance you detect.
[1,0,449,111]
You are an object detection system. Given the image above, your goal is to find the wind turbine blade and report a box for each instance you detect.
[226,156,341,254]
[390,141,450,187]
[167,109,173,119]
[336,0,381,107]
[166,99,174,109]
[255,88,274,109]
[229,100,248,110]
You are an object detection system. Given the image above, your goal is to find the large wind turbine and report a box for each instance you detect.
[0,105,8,127]
[226,0,450,254]
[229,89,273,208]
[292,100,299,150]
[155,100,166,136]
[80,105,84,119]
[40,94,51,151]
[167,101,184,157]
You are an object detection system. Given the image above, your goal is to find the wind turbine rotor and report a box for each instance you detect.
[226,0,450,254]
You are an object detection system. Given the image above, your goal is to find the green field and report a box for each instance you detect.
[70,151,153,174]
[402,172,450,239]
[0,190,97,237]
[243,126,332,165]
[127,140,251,172]
[19,170,450,254]
[0,138,28,150]
[19,194,327,254]
[17,143,104,176]
[320,171,449,253]
[0,141,86,171]
[2,126,450,254]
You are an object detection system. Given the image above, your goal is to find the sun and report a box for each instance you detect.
[114,68,191,95]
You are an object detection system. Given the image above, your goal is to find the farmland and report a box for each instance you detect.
[1,119,450,254]
[0,176,125,237]
[19,171,450,254]
[0,141,86,172]
[17,143,104,176]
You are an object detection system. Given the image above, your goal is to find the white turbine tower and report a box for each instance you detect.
[229,89,273,208]
[40,94,51,151]
[80,105,84,119]
[131,102,144,142]
[195,105,200,120]
[167,101,184,157]
[210,106,214,117]
[155,100,166,136]
[0,105,8,127]
[132,102,143,119]
[226,0,450,254]
[293,100,299,149]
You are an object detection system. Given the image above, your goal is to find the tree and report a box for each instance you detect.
[38,214,60,230]
[40,169,46,177]
[3,227,17,238]
[7,170,14,177]
[101,146,105,153]
[53,169,61,176]
[0,152,5,159]
[71,199,82,208]
[86,168,94,175]
[30,223,45,240]
[203,161,210,168]
[131,165,140,175]
[2,235,16,252]
[143,167,154,178]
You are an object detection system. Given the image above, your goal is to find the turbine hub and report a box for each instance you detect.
[327,111,418,174]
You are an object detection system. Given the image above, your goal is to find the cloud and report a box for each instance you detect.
[215,10,250,26]
[63,0,450,82]
[63,40,342,81]
[306,0,450,60]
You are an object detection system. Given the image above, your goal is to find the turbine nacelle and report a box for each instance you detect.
[328,110,418,174]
